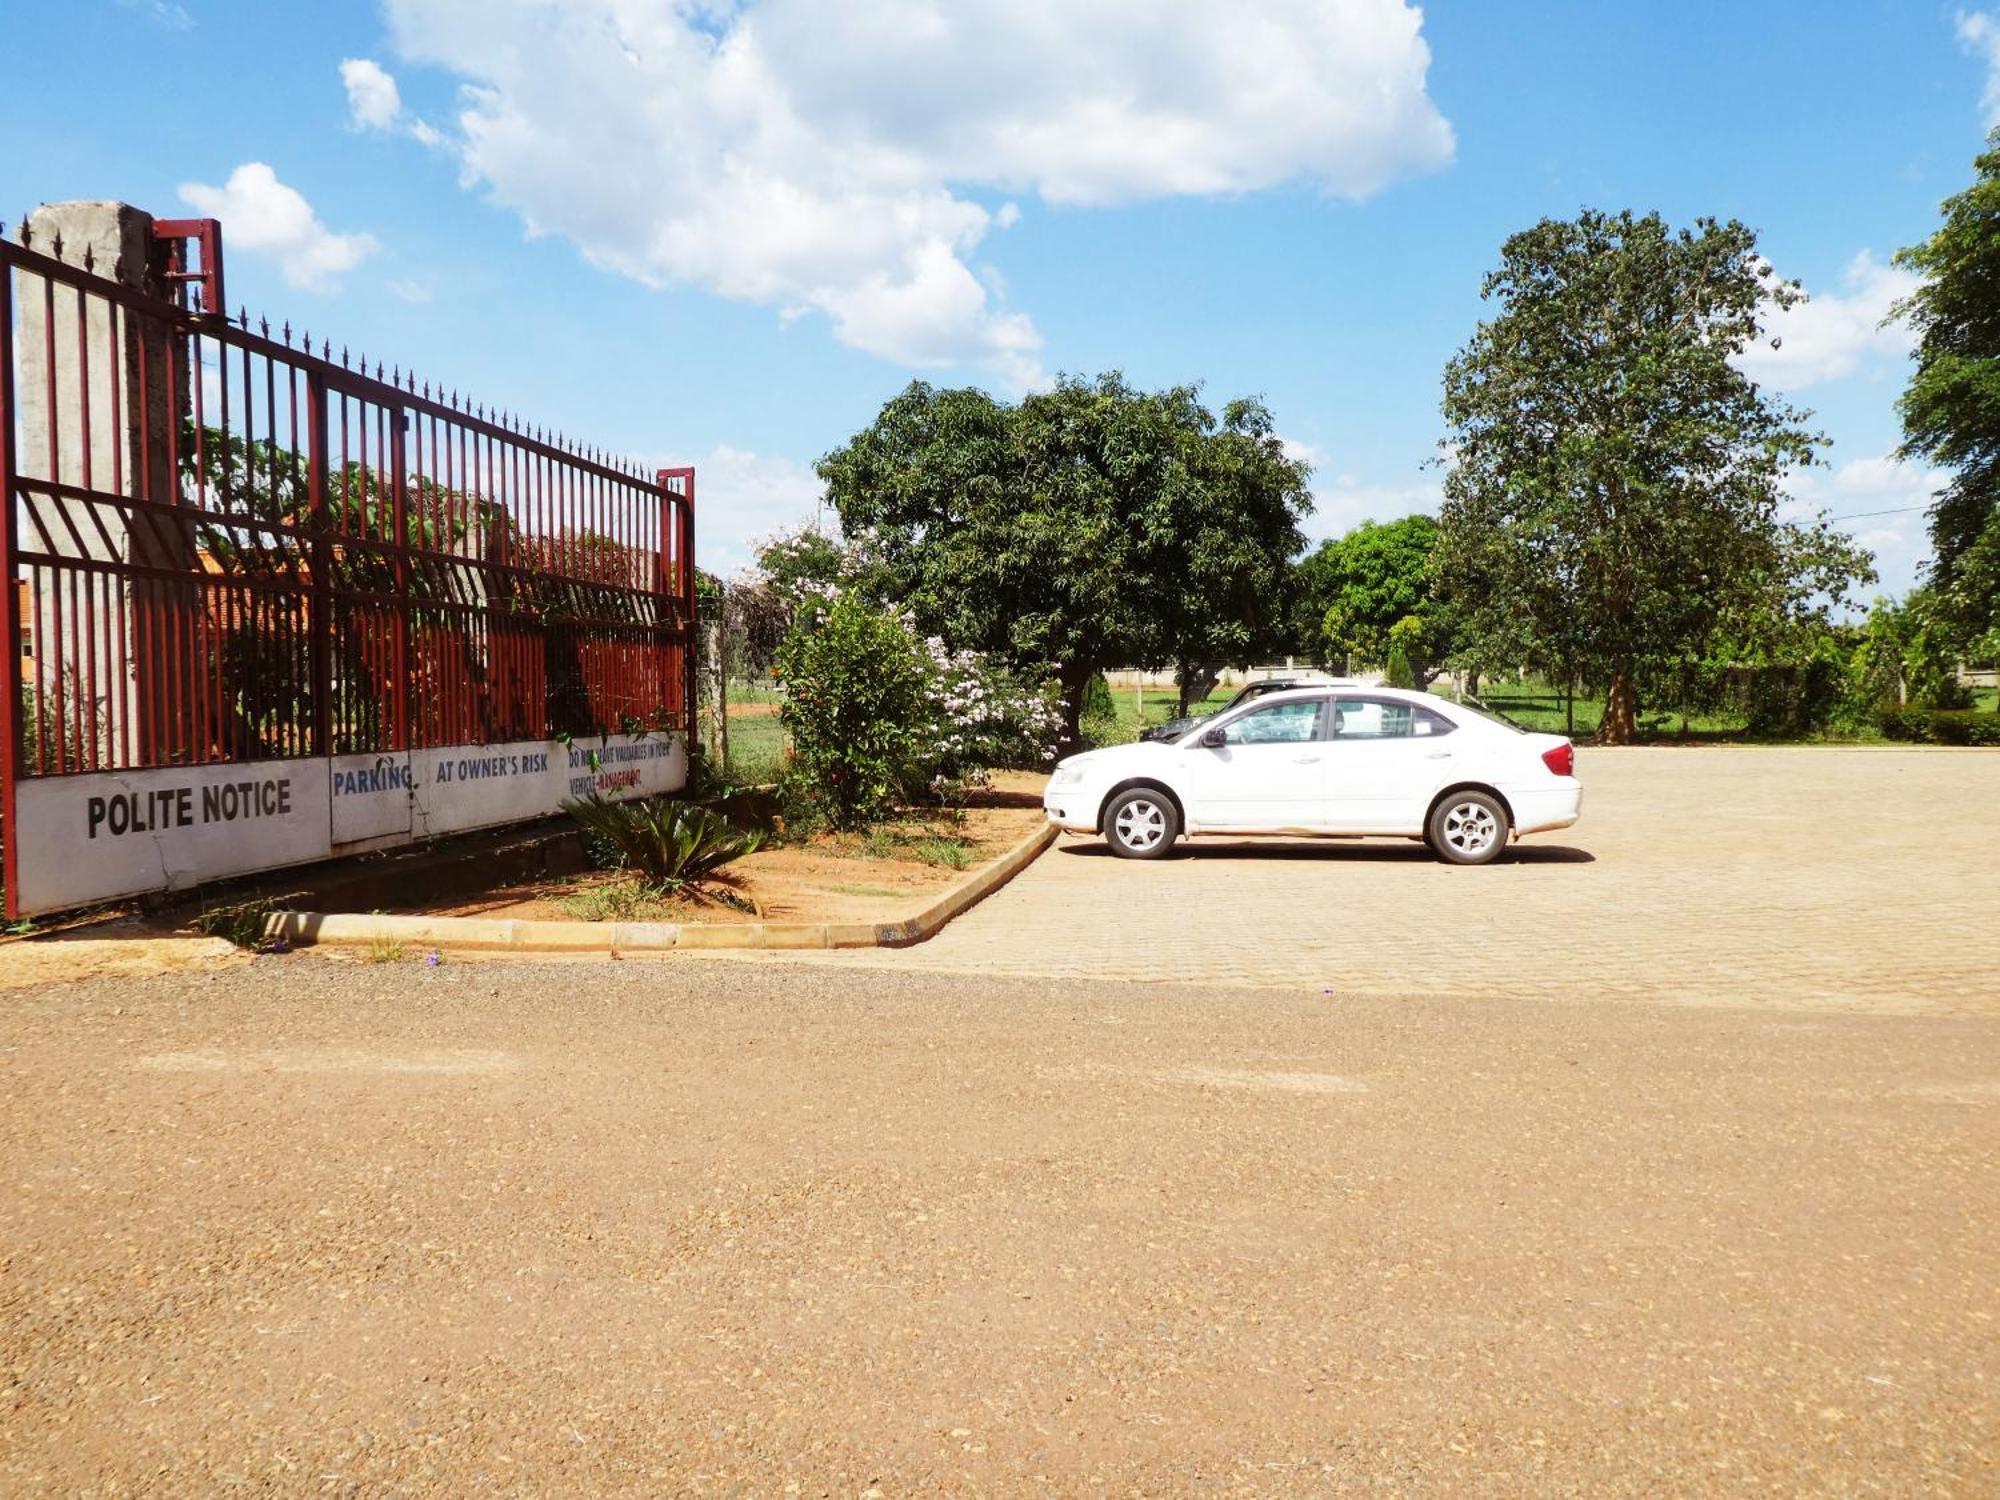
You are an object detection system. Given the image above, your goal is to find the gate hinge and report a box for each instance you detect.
[150,217,227,319]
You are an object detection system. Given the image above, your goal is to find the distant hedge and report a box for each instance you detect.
[1878,707,2000,746]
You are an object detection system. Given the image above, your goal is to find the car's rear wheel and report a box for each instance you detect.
[1103,787,1180,860]
[1428,791,1508,866]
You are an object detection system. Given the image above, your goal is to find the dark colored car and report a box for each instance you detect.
[1137,675,1347,742]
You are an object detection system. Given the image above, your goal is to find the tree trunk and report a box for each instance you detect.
[1178,661,1221,716]
[1057,661,1093,755]
[1599,668,1638,745]
[1175,654,1193,719]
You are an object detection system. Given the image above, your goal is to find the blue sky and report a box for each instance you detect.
[2,1,1986,590]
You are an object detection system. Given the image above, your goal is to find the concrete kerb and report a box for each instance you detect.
[265,823,1058,956]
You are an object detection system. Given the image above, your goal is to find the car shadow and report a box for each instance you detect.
[968,787,1051,811]
[1057,839,1595,865]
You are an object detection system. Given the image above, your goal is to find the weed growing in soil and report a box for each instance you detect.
[364,939,407,964]
[910,836,975,870]
[559,882,668,922]
[194,894,307,951]
[850,827,978,869]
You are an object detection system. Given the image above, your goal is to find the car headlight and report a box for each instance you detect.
[1048,765,1084,789]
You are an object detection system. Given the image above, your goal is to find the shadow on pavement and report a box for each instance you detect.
[1056,840,1595,865]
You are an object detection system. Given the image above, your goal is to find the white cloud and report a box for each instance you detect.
[1282,436,1444,545]
[380,0,1453,382]
[1301,473,1443,546]
[666,444,827,576]
[340,58,403,131]
[116,0,193,31]
[1738,251,1919,392]
[386,277,433,304]
[338,58,448,148]
[1279,435,1325,473]
[177,163,380,291]
[1959,9,2000,126]
[1780,452,1945,597]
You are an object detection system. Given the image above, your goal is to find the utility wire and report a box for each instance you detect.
[1823,504,1925,523]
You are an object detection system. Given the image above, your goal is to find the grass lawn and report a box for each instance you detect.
[1099,686,1233,745]
[713,706,787,782]
[1465,677,1908,744]
[1466,680,1752,740]
[703,673,1985,769]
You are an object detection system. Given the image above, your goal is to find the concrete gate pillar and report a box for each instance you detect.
[14,200,192,769]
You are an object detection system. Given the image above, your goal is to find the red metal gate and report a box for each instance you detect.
[0,214,696,916]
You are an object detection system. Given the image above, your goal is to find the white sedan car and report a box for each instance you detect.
[1043,686,1580,865]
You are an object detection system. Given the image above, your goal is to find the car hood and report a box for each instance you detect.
[1055,741,1174,775]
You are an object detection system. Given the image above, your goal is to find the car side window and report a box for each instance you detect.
[1412,707,1457,737]
[1329,697,1426,740]
[1217,699,1322,745]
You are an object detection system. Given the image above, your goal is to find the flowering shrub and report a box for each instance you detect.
[913,637,1064,799]
[774,590,1062,826]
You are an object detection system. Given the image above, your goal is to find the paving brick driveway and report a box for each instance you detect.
[849,747,1997,1014]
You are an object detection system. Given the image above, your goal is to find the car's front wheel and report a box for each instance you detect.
[1102,787,1180,860]
[1427,791,1508,866]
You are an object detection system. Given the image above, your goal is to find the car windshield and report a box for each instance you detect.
[1218,681,1290,712]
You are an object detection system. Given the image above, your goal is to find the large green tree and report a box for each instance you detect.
[1434,209,1873,743]
[1302,514,1447,679]
[818,374,1310,741]
[1896,130,2000,674]
[1148,394,1314,713]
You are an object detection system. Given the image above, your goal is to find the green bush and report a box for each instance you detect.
[1740,658,1845,738]
[774,593,1062,824]
[1878,707,2000,746]
[1384,640,1418,689]
[1078,671,1119,747]
[775,593,929,827]
[561,795,763,894]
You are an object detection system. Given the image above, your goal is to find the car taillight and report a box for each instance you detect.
[1541,742,1574,777]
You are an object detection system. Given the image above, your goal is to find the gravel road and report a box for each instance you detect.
[2,956,1993,1494]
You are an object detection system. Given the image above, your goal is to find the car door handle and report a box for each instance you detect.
[1294,754,1321,764]
[1424,751,1454,759]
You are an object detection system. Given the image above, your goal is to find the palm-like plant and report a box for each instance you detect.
[561,795,764,907]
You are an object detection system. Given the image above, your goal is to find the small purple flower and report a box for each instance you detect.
[426,950,442,967]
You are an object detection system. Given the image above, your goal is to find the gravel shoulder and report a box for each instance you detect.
[1,957,1993,1495]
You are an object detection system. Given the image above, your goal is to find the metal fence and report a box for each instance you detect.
[1,215,695,908]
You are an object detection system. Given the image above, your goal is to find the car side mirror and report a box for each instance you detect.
[1200,727,1226,749]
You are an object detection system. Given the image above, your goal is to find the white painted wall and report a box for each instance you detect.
[11,730,688,916]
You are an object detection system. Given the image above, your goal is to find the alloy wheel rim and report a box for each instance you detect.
[1115,799,1167,850]
[1442,801,1499,856]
